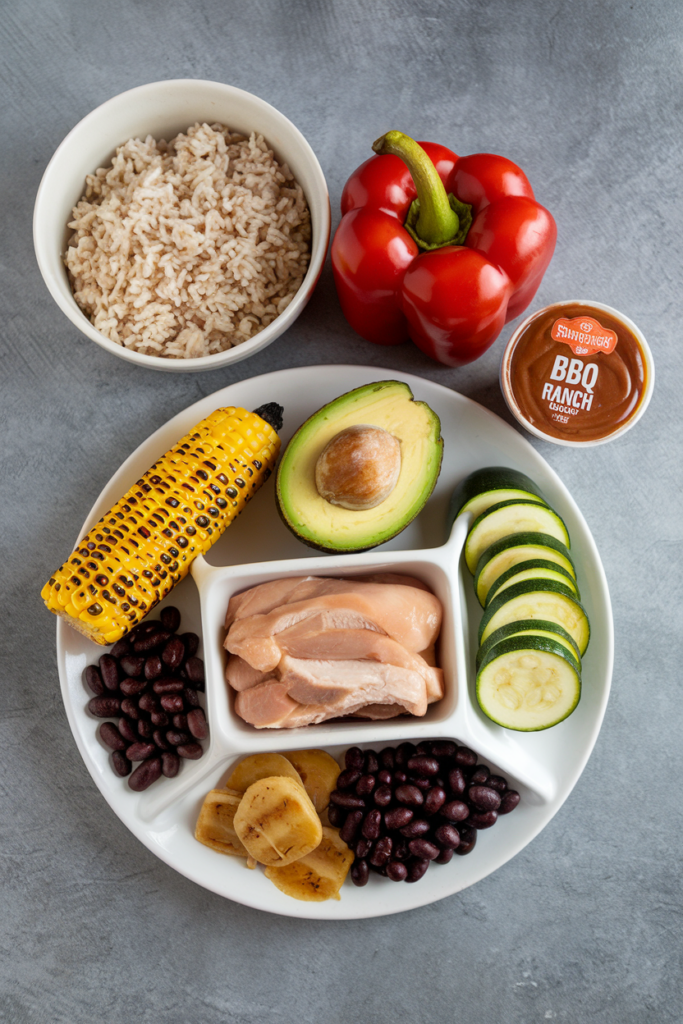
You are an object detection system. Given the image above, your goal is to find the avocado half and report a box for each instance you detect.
[276,381,443,553]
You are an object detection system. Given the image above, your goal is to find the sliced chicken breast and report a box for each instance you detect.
[278,655,428,717]
[225,654,277,692]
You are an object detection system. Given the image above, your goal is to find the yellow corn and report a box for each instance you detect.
[42,406,280,645]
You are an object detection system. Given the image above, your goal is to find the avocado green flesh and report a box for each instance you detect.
[276,381,443,553]
[485,559,580,607]
[476,636,581,731]
[478,580,591,655]
[474,533,576,606]
[465,500,570,573]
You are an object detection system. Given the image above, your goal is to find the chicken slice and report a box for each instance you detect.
[352,704,406,720]
[225,654,277,692]
[225,574,434,629]
[225,587,442,671]
[278,656,428,717]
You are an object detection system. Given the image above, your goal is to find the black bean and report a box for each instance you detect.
[144,655,163,681]
[160,695,184,714]
[399,819,430,839]
[166,729,190,747]
[395,742,416,766]
[112,750,131,777]
[173,713,189,731]
[448,767,467,795]
[362,809,382,841]
[499,790,520,814]
[161,606,181,632]
[98,655,120,692]
[393,770,408,784]
[468,785,501,812]
[118,717,138,744]
[379,747,395,770]
[377,769,392,786]
[409,776,431,790]
[373,784,392,808]
[355,837,373,859]
[408,838,440,860]
[369,836,393,868]
[185,656,205,684]
[384,807,413,830]
[110,638,131,659]
[153,678,185,695]
[126,741,155,762]
[467,810,499,829]
[435,847,454,865]
[327,804,345,827]
[356,774,376,797]
[138,693,159,714]
[129,757,162,791]
[161,751,180,778]
[120,677,147,697]
[337,769,362,790]
[431,741,457,759]
[351,859,369,887]
[395,784,424,808]
[441,800,470,823]
[84,665,105,696]
[470,765,490,786]
[120,698,141,720]
[119,655,145,678]
[434,824,461,850]
[153,729,171,752]
[455,825,477,855]
[424,786,447,816]
[180,632,199,659]
[187,708,208,740]
[415,741,432,756]
[88,696,121,718]
[454,746,477,767]
[407,755,440,776]
[393,838,409,861]
[176,743,204,760]
[150,710,169,728]
[387,860,408,881]
[134,629,172,653]
[183,687,200,709]
[137,719,153,739]
[162,637,185,671]
[406,857,430,882]
[487,774,508,794]
[330,790,365,810]
[340,810,363,845]
[364,750,379,774]
[100,722,126,751]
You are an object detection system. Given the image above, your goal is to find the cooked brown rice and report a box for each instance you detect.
[65,123,311,358]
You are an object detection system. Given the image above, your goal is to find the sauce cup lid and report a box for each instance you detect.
[500,300,655,448]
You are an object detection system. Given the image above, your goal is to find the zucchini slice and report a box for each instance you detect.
[478,579,590,655]
[485,559,580,606]
[449,466,548,526]
[465,500,570,573]
[474,532,576,606]
[476,618,582,669]
[476,636,581,731]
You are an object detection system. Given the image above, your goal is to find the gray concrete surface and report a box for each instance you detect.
[1,0,682,1021]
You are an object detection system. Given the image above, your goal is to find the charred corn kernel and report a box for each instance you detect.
[42,407,280,645]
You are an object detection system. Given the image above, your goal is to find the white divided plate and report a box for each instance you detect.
[55,365,613,919]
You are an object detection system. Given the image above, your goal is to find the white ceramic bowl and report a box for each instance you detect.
[33,80,330,373]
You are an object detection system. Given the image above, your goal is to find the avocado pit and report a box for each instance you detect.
[315,424,401,511]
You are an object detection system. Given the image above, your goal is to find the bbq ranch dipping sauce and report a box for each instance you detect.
[501,301,654,446]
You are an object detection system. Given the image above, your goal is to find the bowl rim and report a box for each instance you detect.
[33,78,331,372]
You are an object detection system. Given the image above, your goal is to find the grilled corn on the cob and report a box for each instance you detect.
[42,405,281,645]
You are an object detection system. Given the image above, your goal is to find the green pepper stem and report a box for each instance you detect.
[373,130,460,247]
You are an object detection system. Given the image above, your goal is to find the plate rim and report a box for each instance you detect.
[55,364,614,919]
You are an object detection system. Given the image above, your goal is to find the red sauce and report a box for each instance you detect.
[503,302,649,442]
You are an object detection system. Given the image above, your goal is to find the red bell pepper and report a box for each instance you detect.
[331,131,557,367]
